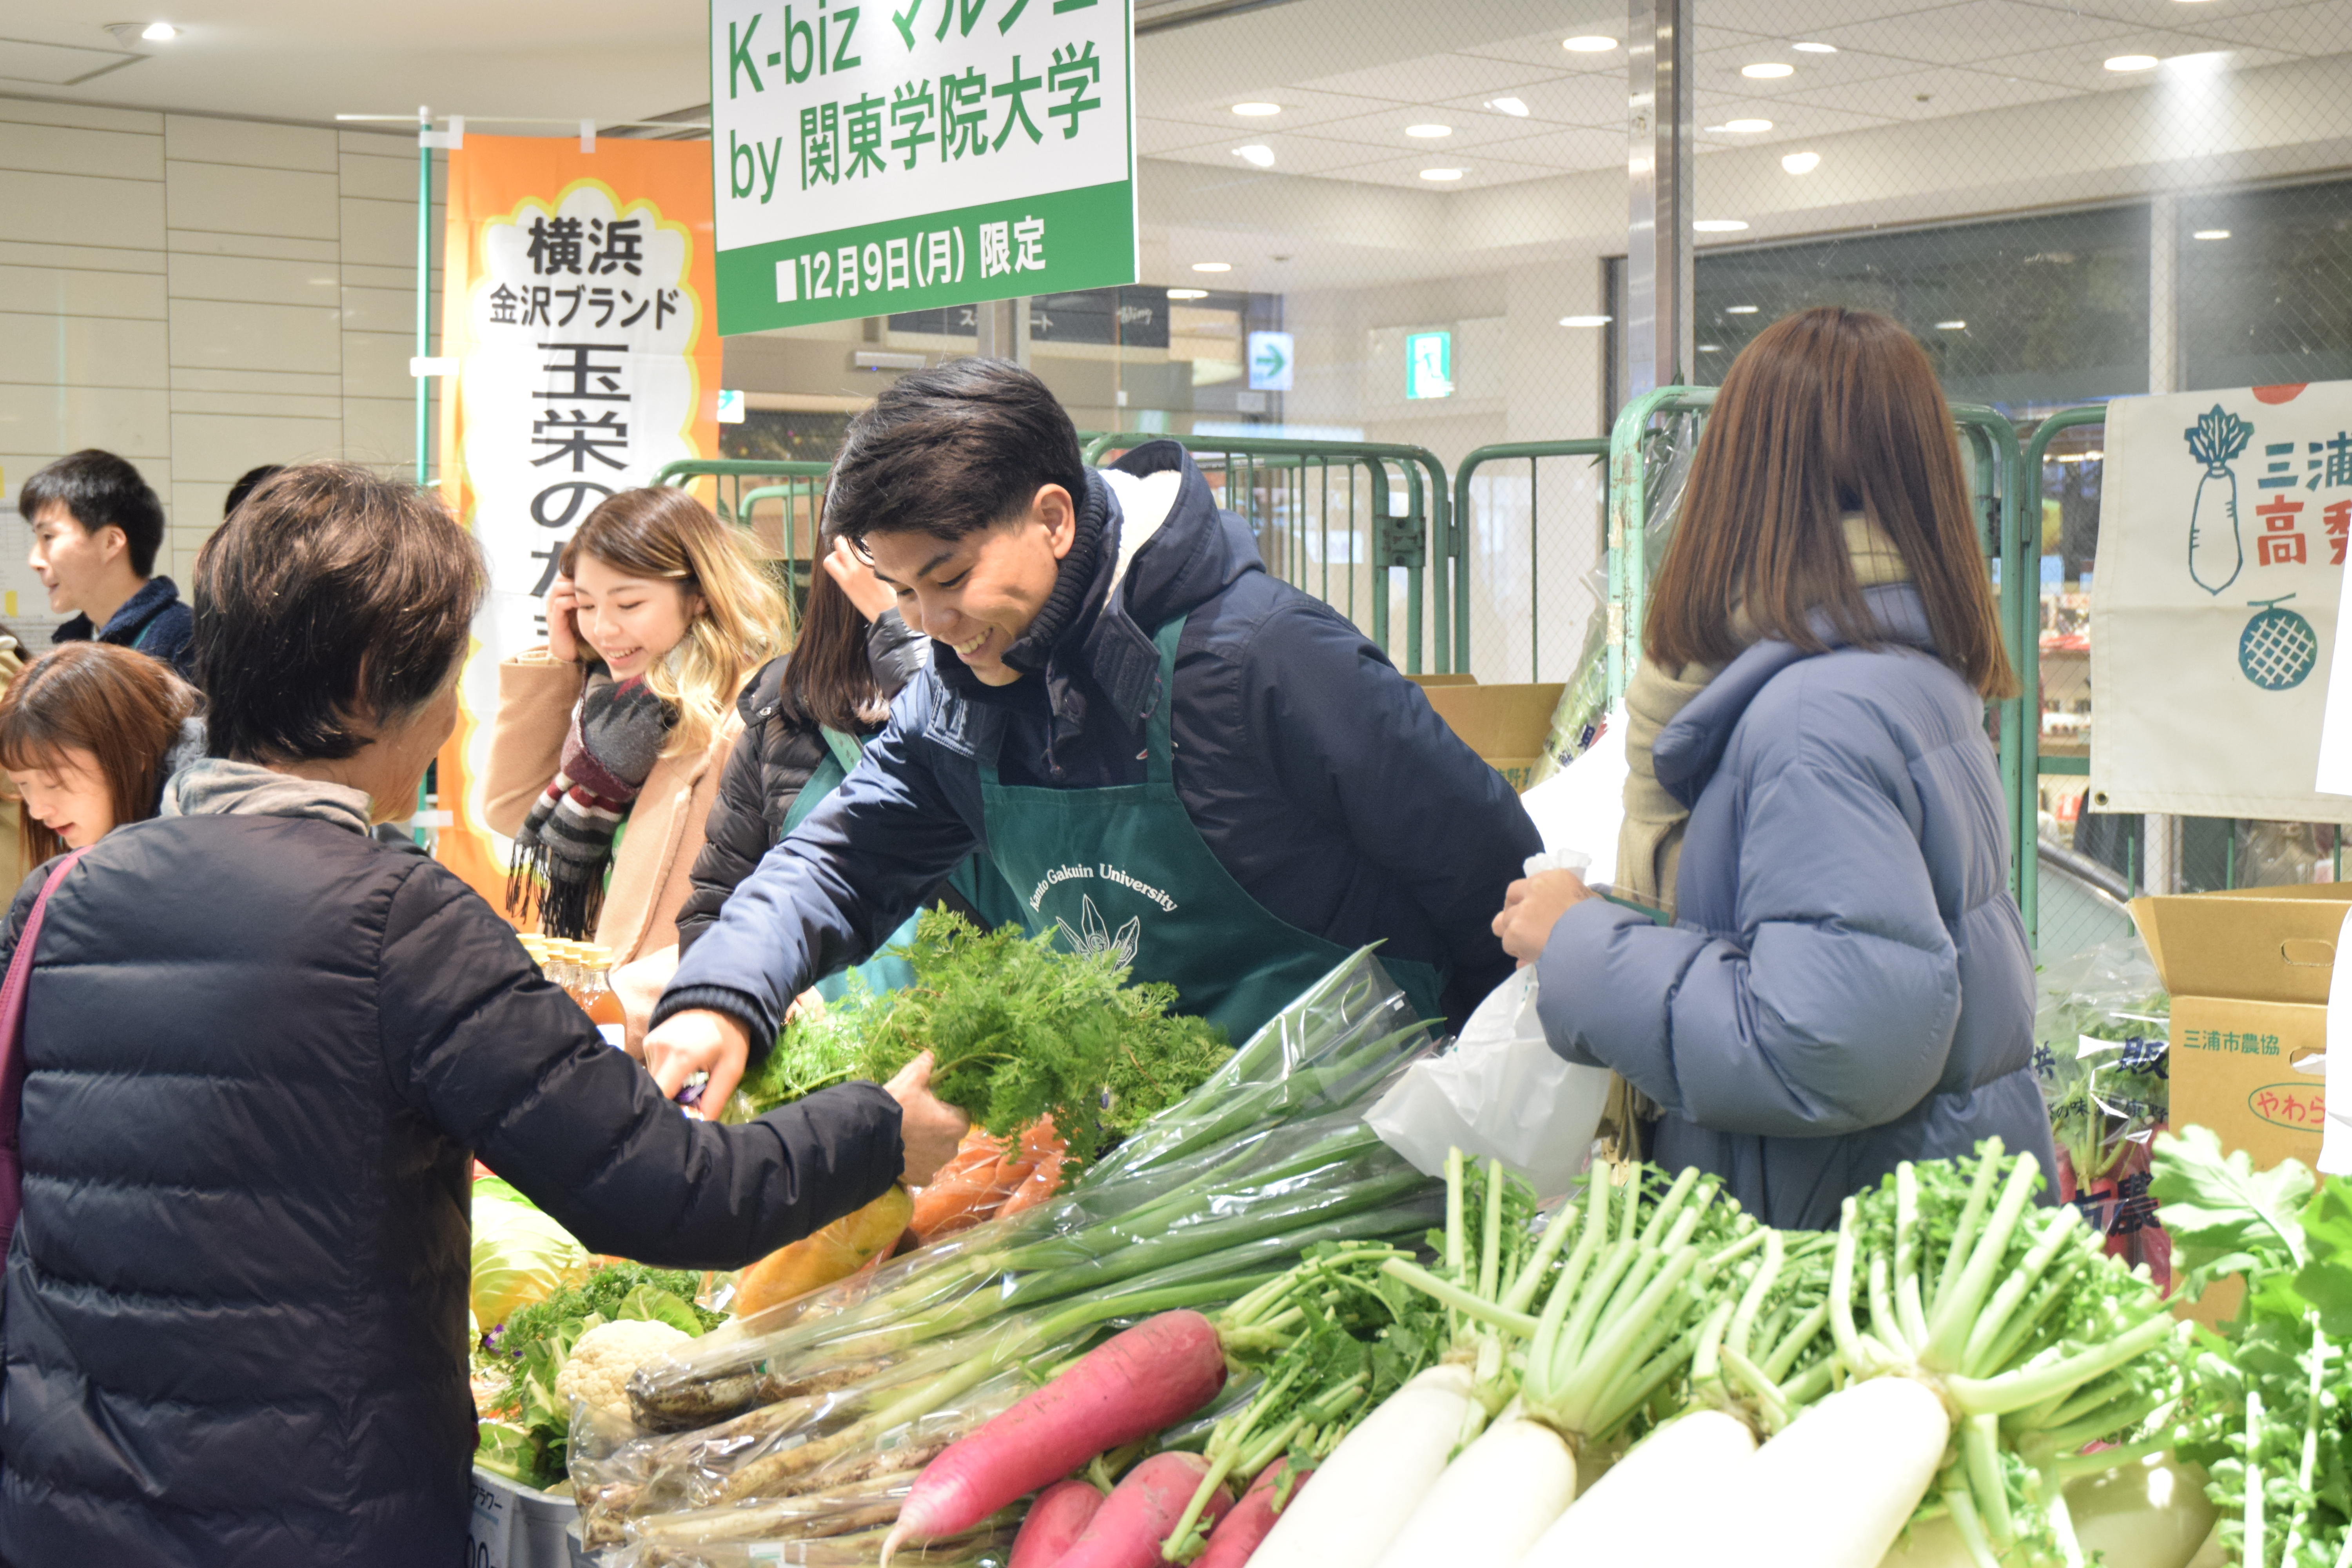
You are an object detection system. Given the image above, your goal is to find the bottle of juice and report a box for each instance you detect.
[579,945,626,1028]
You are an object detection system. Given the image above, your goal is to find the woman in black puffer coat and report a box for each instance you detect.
[0,465,969,1568]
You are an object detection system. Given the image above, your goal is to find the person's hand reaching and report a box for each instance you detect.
[644,1007,750,1118]
[884,1051,969,1185]
[1492,869,1599,968]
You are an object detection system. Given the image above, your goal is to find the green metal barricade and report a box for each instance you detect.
[655,458,833,622]
[1453,439,1611,683]
[1080,432,1461,674]
[1600,388,2036,926]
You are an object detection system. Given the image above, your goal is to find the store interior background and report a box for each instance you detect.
[3,0,2350,916]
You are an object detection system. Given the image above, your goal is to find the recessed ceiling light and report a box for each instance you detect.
[1234,144,1275,167]
[1558,314,1613,327]
[1936,320,1967,330]
[2104,54,2160,71]
[1191,261,1232,272]
[1232,102,1281,116]
[1167,288,1210,300]
[1724,305,1760,314]
[1406,123,1452,138]
[1699,344,1724,352]
[1693,218,1750,232]
[1781,151,1821,174]
[1742,62,1795,78]
[1420,167,1465,181]
[2194,228,2231,239]
[1718,118,1773,133]
[1564,35,1618,52]
[1792,41,1837,53]
[1486,97,1530,117]
[140,21,178,40]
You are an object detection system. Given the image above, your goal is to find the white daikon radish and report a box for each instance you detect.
[1515,1408,1756,1568]
[1370,1416,1577,1568]
[1248,1363,1487,1568]
[1731,1376,1951,1568]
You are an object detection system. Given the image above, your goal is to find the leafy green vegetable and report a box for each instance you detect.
[480,1263,725,1489]
[739,910,1232,1162]
[470,1184,593,1330]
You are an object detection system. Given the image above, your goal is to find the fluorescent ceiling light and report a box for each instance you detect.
[1558,314,1612,327]
[1936,319,1967,330]
[1231,102,1281,116]
[1792,41,1837,53]
[2104,54,2160,71]
[1167,288,1210,299]
[1725,305,1760,314]
[1234,144,1275,167]
[1405,123,1452,138]
[1486,97,1530,117]
[1191,261,1232,272]
[1781,151,1820,174]
[141,21,177,40]
[1693,218,1750,232]
[2193,228,2231,239]
[1419,167,1465,181]
[1564,35,1617,52]
[1717,118,1773,132]
[1699,344,1724,352]
[1742,62,1795,78]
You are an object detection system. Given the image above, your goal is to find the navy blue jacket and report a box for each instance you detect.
[660,440,1540,1043]
[1535,585,2052,1231]
[52,573,193,679]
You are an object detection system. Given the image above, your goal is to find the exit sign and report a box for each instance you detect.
[1405,330,1452,399]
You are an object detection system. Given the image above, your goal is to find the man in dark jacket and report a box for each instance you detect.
[647,360,1540,1111]
[0,462,967,1568]
[18,448,194,676]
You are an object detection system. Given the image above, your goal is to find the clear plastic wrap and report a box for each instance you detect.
[2031,935,2173,1288]
[575,950,1442,1562]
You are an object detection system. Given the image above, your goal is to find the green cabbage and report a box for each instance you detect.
[471,1186,592,1330]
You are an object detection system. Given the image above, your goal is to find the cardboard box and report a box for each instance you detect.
[2130,882,2350,1174]
[1405,673,1479,688]
[1421,682,1565,792]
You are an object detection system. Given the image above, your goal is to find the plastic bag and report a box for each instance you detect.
[573,949,1444,1557]
[2032,936,2173,1289]
[1365,858,1609,1200]
[1517,706,1629,884]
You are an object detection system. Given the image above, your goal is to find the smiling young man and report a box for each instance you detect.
[19,450,193,677]
[643,359,1541,1110]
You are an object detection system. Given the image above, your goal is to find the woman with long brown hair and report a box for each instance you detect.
[485,486,784,964]
[0,642,196,866]
[1493,306,2049,1230]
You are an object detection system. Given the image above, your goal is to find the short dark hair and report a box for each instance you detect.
[224,465,287,519]
[19,450,167,577]
[193,464,484,763]
[826,358,1087,544]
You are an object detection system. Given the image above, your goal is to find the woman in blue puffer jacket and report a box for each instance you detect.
[1494,306,2053,1231]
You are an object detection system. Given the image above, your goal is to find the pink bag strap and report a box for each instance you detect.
[0,849,93,1074]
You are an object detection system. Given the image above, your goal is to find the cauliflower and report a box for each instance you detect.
[554,1318,691,1425]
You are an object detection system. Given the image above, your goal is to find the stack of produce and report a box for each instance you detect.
[570,948,1443,1562]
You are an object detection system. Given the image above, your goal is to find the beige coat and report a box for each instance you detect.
[483,650,745,965]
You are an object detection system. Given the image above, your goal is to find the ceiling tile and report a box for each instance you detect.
[1316,148,1564,191]
[2009,0,2316,24]
[2154,1,2352,56]
[1470,125,1637,171]
[1294,106,1578,154]
[1691,0,1965,34]
[1790,0,2138,65]
[1138,85,1406,132]
[1137,117,1233,156]
[1968,35,2299,89]
[1434,73,1633,128]
[1693,43,1919,93]
[1297,52,1563,103]
[1690,96,1899,140]
[1775,63,2082,118]
[1150,137,1387,178]
[1452,24,1639,72]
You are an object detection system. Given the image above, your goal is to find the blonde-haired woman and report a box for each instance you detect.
[486,487,784,989]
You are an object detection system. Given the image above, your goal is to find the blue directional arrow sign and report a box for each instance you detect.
[1247,330,1294,392]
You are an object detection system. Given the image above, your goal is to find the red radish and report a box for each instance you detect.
[1009,1478,1107,1568]
[881,1311,1228,1564]
[1057,1452,1232,1568]
[1196,1461,1310,1568]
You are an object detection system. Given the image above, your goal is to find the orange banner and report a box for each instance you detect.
[434,135,720,906]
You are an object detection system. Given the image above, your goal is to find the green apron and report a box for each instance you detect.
[787,727,1023,1001]
[976,614,1449,1043]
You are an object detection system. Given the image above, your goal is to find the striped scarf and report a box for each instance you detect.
[506,670,672,940]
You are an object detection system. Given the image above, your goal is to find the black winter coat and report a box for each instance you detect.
[676,610,927,951]
[0,811,903,1567]
[661,440,1541,1042]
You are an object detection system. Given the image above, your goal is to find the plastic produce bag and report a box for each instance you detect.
[1517,705,1629,883]
[1365,853,1611,1199]
[2032,936,2173,1289]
